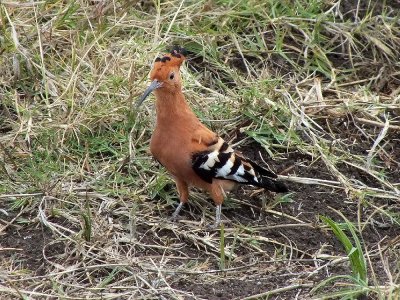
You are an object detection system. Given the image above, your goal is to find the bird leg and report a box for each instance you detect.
[171,179,189,221]
[172,202,184,220]
[209,182,225,228]
[214,204,222,227]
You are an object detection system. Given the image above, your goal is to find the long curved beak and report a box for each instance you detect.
[136,80,162,107]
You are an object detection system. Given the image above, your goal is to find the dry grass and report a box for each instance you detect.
[1,1,400,299]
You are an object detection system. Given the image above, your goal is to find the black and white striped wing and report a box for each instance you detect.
[191,138,277,187]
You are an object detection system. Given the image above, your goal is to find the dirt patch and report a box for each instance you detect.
[340,0,400,20]
[0,203,67,277]
[1,222,64,275]
[173,275,312,300]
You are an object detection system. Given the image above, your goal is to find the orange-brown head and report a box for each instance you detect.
[136,46,187,107]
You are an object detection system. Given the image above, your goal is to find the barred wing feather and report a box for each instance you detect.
[191,138,288,193]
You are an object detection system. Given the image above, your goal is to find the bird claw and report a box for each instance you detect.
[206,222,220,230]
[169,214,178,222]
[206,218,225,230]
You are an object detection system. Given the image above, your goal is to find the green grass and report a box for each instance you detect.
[316,212,368,299]
[1,0,399,299]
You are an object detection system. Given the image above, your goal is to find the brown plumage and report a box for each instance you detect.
[137,46,288,226]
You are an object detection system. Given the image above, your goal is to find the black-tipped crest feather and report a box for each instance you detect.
[169,45,188,57]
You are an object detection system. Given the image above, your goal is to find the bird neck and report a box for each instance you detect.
[154,89,197,124]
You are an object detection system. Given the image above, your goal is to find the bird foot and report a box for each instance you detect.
[169,215,179,222]
[170,202,184,222]
[205,205,223,230]
[206,222,221,230]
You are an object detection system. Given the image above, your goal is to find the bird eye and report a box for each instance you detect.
[169,73,175,80]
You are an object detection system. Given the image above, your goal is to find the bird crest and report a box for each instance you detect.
[150,46,187,78]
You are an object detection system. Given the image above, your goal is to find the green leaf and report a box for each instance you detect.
[320,214,367,284]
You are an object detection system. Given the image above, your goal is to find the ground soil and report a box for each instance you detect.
[1,220,65,276]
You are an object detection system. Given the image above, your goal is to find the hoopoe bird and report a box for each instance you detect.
[137,46,288,226]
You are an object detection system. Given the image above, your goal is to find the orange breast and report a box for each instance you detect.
[150,127,195,180]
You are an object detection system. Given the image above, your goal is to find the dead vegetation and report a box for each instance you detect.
[1,1,399,299]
